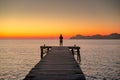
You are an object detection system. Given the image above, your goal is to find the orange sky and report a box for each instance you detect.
[0,0,120,39]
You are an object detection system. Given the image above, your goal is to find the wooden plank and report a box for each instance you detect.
[24,46,86,80]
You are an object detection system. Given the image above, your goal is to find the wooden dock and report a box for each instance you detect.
[24,46,86,80]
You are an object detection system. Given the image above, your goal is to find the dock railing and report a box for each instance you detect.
[40,46,81,63]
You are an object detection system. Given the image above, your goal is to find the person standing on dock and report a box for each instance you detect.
[59,34,63,46]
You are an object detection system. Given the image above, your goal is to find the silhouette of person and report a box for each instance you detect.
[59,34,63,46]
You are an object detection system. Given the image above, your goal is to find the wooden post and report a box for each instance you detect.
[77,48,81,63]
[71,49,74,55]
[41,48,43,59]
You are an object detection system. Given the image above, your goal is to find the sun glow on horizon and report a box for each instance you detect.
[0,0,120,39]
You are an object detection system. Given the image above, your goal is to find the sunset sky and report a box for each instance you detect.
[0,0,120,39]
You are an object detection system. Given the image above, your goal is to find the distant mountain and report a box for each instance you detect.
[70,33,120,39]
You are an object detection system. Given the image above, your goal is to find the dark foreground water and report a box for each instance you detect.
[0,40,120,80]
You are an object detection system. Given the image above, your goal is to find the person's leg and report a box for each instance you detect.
[60,41,61,46]
[61,42,62,46]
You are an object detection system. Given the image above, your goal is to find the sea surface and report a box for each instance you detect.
[0,39,120,80]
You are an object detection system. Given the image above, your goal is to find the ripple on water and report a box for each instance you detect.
[0,40,120,80]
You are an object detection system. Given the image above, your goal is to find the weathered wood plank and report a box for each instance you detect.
[24,46,86,80]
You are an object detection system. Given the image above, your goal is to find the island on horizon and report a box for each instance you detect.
[70,33,120,39]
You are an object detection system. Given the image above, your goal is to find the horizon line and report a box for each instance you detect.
[0,33,119,39]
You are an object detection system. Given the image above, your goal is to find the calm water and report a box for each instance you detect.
[0,40,120,80]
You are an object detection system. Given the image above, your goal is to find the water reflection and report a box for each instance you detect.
[0,40,120,80]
